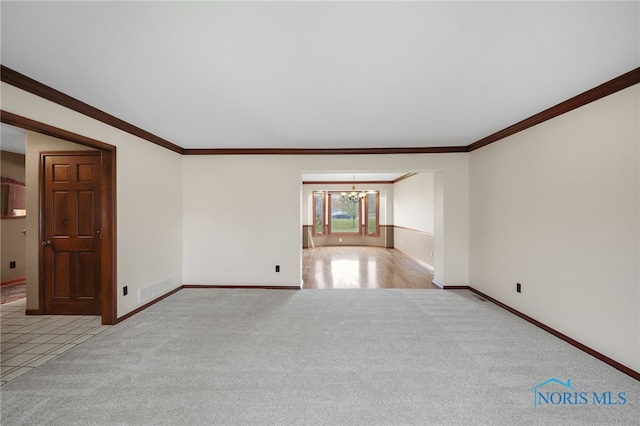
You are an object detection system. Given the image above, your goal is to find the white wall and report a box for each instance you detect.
[436,165,469,287]
[469,84,640,371]
[182,155,303,286]
[1,83,184,318]
[184,154,469,287]
[393,173,436,269]
[393,173,434,233]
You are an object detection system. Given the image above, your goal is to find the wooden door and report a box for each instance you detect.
[42,152,102,315]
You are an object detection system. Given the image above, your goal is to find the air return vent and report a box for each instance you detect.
[138,277,173,304]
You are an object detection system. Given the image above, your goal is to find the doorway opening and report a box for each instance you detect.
[1,112,117,325]
[0,127,27,303]
[301,171,439,289]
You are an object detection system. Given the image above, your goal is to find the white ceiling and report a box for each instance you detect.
[1,1,638,151]
[0,123,26,155]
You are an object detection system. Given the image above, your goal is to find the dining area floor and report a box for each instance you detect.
[302,246,438,289]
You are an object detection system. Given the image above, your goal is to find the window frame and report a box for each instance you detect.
[311,190,380,237]
[312,191,326,236]
[364,191,380,237]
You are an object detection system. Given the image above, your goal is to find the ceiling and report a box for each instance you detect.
[0,123,26,155]
[1,1,638,152]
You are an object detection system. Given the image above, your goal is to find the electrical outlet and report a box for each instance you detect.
[123,286,128,296]
[339,238,342,242]
[516,283,521,293]
[275,265,280,273]
[9,261,16,269]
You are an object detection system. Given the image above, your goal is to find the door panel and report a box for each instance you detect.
[43,152,102,315]
[53,164,69,182]
[78,191,95,236]
[78,252,95,298]
[53,191,69,236]
[53,252,71,298]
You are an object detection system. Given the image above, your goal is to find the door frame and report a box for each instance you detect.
[1,111,117,325]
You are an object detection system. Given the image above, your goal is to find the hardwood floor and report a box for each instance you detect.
[302,246,439,289]
[0,282,26,304]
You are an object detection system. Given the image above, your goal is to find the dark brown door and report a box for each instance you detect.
[42,152,102,315]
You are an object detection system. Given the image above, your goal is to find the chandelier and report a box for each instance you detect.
[341,174,367,203]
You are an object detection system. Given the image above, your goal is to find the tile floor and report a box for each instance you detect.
[1,298,110,385]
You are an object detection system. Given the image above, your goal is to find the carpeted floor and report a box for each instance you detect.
[1,289,638,425]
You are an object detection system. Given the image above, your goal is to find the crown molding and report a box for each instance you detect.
[303,180,394,185]
[302,173,417,187]
[468,67,640,151]
[182,146,468,155]
[392,172,418,184]
[2,64,638,155]
[0,65,183,154]
[1,110,116,152]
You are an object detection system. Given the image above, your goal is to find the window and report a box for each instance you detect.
[329,192,361,234]
[312,190,379,237]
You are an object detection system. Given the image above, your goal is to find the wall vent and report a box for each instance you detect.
[138,277,173,305]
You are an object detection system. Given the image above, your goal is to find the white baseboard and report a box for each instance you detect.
[394,247,434,273]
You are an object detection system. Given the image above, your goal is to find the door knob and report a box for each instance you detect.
[42,240,52,247]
